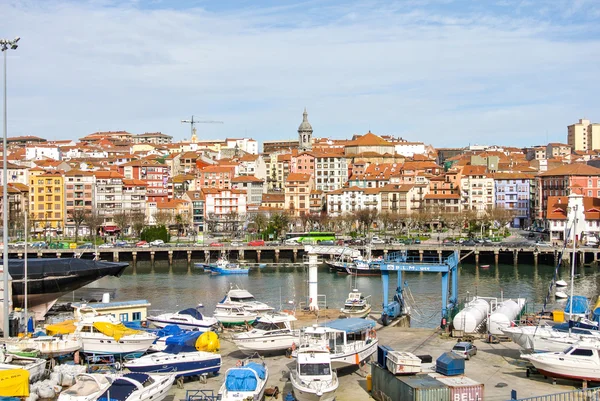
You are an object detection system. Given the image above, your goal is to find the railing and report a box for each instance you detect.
[508,387,600,401]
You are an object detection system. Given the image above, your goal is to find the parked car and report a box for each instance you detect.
[77,243,94,249]
[248,240,265,246]
[442,239,455,246]
[370,237,385,245]
[31,242,47,249]
[149,239,165,246]
[115,240,128,247]
[462,240,477,246]
[319,240,335,245]
[210,242,224,247]
[136,240,149,248]
[231,241,243,247]
[452,341,477,360]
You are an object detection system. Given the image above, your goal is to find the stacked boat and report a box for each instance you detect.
[232,312,299,354]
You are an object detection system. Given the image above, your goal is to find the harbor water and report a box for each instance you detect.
[73,261,600,328]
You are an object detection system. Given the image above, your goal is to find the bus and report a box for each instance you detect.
[284,232,336,244]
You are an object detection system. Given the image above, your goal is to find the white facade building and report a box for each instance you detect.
[25,145,61,161]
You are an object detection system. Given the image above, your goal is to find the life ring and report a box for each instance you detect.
[370,329,377,338]
[236,360,242,367]
[291,342,296,351]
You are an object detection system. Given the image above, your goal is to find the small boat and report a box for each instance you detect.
[233,312,299,354]
[556,291,568,299]
[2,335,82,358]
[501,320,600,352]
[124,331,221,378]
[345,258,381,276]
[207,257,249,275]
[218,359,268,401]
[147,306,219,331]
[221,285,274,315]
[340,289,372,319]
[521,339,600,382]
[213,303,258,326]
[293,318,378,368]
[479,264,490,269]
[58,373,114,401]
[0,350,47,382]
[290,347,338,401]
[97,373,175,401]
[74,313,157,356]
[556,280,568,287]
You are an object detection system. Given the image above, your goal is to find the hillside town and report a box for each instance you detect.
[1,113,599,245]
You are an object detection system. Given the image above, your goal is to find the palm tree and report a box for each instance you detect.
[270,212,290,239]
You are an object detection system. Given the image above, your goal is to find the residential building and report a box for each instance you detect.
[94,170,125,228]
[0,162,28,186]
[29,170,65,236]
[309,190,324,213]
[196,165,235,190]
[25,144,62,161]
[345,132,395,156]
[285,173,314,216]
[133,132,173,145]
[64,169,95,237]
[393,141,426,157]
[261,193,285,210]
[546,143,572,159]
[423,193,461,213]
[0,183,29,238]
[231,175,264,207]
[202,188,247,232]
[314,152,348,191]
[122,179,147,214]
[7,135,47,147]
[379,184,420,214]
[325,187,380,216]
[460,165,495,215]
[118,160,169,203]
[493,173,534,228]
[226,138,258,155]
[546,194,600,243]
[183,191,205,233]
[568,119,600,152]
[263,139,299,154]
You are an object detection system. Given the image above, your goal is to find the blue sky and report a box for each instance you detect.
[2,0,600,147]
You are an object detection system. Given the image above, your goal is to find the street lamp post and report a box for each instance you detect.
[1,36,19,338]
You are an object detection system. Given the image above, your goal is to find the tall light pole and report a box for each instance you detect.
[1,36,20,338]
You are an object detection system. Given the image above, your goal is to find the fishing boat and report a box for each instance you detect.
[232,312,299,354]
[213,303,257,326]
[124,331,221,378]
[220,286,274,315]
[0,349,47,382]
[1,335,82,358]
[147,306,219,331]
[74,313,156,356]
[293,318,378,368]
[340,289,372,318]
[58,373,114,401]
[97,373,175,401]
[290,347,338,401]
[218,359,268,401]
[521,339,600,382]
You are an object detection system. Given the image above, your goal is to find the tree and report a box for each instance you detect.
[299,212,311,232]
[112,211,130,237]
[251,213,268,234]
[70,209,88,243]
[83,211,103,240]
[379,211,394,240]
[154,210,172,227]
[489,206,516,236]
[356,208,378,236]
[441,210,463,237]
[224,210,239,232]
[175,213,185,236]
[270,212,291,239]
[130,210,146,238]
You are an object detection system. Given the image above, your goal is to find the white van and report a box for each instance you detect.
[585,236,599,246]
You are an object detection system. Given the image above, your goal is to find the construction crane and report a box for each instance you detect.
[181,115,224,142]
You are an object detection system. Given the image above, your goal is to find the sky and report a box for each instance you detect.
[2,0,600,148]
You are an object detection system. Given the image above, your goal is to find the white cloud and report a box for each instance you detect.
[1,0,599,147]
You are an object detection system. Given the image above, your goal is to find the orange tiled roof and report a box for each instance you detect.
[348,132,394,147]
[540,163,600,177]
[286,173,311,182]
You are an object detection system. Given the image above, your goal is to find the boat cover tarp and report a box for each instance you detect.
[156,324,183,338]
[225,368,258,392]
[593,296,600,322]
[0,370,29,397]
[4,258,128,280]
[179,308,204,320]
[196,331,220,352]
[98,373,149,401]
[164,331,203,354]
[93,322,142,341]
[323,318,375,333]
[245,362,266,380]
[46,320,76,335]
[565,296,589,315]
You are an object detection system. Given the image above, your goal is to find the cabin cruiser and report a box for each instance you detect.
[199,257,248,275]
[233,312,299,354]
[213,303,258,326]
[97,373,175,401]
[75,314,156,356]
[340,290,372,318]
[345,258,381,276]
[0,349,47,382]
[1,334,82,358]
[290,347,338,401]
[125,331,221,377]
[218,360,268,401]
[147,306,219,331]
[58,373,114,401]
[502,319,600,352]
[220,286,274,315]
[521,339,600,381]
[293,318,378,368]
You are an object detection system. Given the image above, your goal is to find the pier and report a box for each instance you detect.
[2,244,599,268]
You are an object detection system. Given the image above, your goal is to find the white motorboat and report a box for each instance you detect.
[2,335,82,358]
[233,312,299,354]
[147,306,219,331]
[556,280,568,287]
[221,286,274,315]
[340,289,372,318]
[521,339,600,382]
[556,291,568,299]
[218,360,268,401]
[75,314,156,356]
[0,350,47,382]
[293,318,378,368]
[58,373,114,401]
[97,373,175,401]
[290,348,338,401]
[502,322,600,352]
[213,303,257,326]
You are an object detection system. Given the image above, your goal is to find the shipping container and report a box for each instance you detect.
[372,364,450,401]
[429,373,484,401]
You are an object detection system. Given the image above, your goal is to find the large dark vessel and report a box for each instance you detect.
[4,258,128,316]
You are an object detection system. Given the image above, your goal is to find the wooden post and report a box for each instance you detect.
[494,250,499,265]
[150,251,155,265]
[113,251,119,262]
[533,251,538,266]
[292,249,297,263]
[56,252,61,258]
[513,249,518,265]
[187,250,192,264]
[419,250,423,262]
[275,249,280,263]
[474,250,479,265]
[256,250,261,263]
[438,250,442,263]
[168,250,173,267]
[132,251,137,266]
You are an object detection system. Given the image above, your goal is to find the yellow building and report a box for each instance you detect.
[568,118,600,151]
[30,170,65,236]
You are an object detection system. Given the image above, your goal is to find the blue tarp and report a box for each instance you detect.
[180,308,204,320]
[323,318,375,333]
[245,362,266,380]
[225,368,258,392]
[164,331,202,354]
[156,324,184,338]
[565,296,589,315]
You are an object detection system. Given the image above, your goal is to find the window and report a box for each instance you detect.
[119,313,129,322]
[570,348,593,357]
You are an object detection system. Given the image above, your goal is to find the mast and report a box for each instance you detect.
[569,204,577,320]
[24,209,27,334]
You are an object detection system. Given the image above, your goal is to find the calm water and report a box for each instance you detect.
[80,261,600,328]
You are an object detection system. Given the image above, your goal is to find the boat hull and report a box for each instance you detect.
[124,352,221,378]
[345,266,380,276]
[340,306,372,319]
[146,318,215,332]
[3,336,82,357]
[234,334,297,353]
[210,267,249,275]
[290,373,337,401]
[526,355,600,382]
[0,358,47,382]
[80,335,155,356]
[215,316,256,325]
[330,339,378,368]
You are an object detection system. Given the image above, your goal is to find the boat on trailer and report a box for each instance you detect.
[290,347,338,401]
